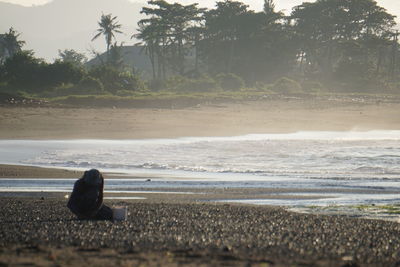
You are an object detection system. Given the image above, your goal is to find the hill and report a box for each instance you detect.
[86,45,153,77]
[0,0,143,61]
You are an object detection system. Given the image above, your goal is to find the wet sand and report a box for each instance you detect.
[0,164,80,178]
[0,164,134,179]
[2,163,398,202]
[1,198,400,266]
[1,97,400,139]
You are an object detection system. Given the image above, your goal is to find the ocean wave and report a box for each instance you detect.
[23,159,400,180]
[10,132,400,181]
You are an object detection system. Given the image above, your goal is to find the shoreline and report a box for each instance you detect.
[0,164,81,179]
[0,164,159,180]
[2,163,400,224]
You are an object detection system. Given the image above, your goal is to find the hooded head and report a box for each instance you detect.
[82,169,103,186]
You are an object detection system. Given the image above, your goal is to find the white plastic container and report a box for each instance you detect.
[112,206,128,221]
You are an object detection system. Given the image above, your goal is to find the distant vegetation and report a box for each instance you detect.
[0,0,400,104]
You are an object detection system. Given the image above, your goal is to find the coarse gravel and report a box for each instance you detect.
[1,198,400,266]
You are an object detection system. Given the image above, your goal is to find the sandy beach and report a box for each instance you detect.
[1,96,400,139]
[2,96,400,266]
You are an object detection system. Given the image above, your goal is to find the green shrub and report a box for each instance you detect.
[165,76,188,91]
[50,83,74,96]
[166,75,219,92]
[118,71,146,91]
[89,65,144,93]
[50,77,105,96]
[254,81,273,92]
[184,75,219,92]
[334,59,371,84]
[75,77,104,94]
[0,81,7,92]
[44,61,85,87]
[215,73,245,91]
[301,80,326,94]
[271,77,303,94]
[392,82,400,93]
[2,51,45,92]
[148,79,165,91]
[115,89,136,97]
[380,82,400,94]
[2,51,89,94]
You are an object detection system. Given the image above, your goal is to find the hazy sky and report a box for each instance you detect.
[1,0,398,60]
[1,0,399,16]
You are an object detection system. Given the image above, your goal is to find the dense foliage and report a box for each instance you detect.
[135,0,400,92]
[0,49,143,96]
[0,0,399,98]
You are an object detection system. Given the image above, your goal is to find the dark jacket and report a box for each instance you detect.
[67,177,104,219]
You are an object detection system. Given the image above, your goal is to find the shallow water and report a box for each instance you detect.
[1,131,400,209]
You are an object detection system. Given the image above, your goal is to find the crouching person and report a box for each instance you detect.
[67,169,113,220]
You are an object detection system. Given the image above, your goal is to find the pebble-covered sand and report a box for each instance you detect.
[1,198,400,266]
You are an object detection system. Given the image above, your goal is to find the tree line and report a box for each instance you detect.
[0,0,399,97]
[0,19,142,97]
[136,0,400,91]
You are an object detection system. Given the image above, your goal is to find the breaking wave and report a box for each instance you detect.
[1,131,400,180]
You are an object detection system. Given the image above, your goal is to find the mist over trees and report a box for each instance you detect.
[0,26,143,97]
[134,0,399,91]
[291,0,398,89]
[0,0,399,98]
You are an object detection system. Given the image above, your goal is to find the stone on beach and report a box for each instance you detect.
[1,198,400,266]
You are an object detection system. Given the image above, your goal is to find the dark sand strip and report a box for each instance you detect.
[0,164,80,178]
[0,164,134,179]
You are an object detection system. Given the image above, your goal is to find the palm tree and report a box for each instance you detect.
[92,13,123,58]
[135,21,161,80]
[264,0,275,15]
[135,1,204,79]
